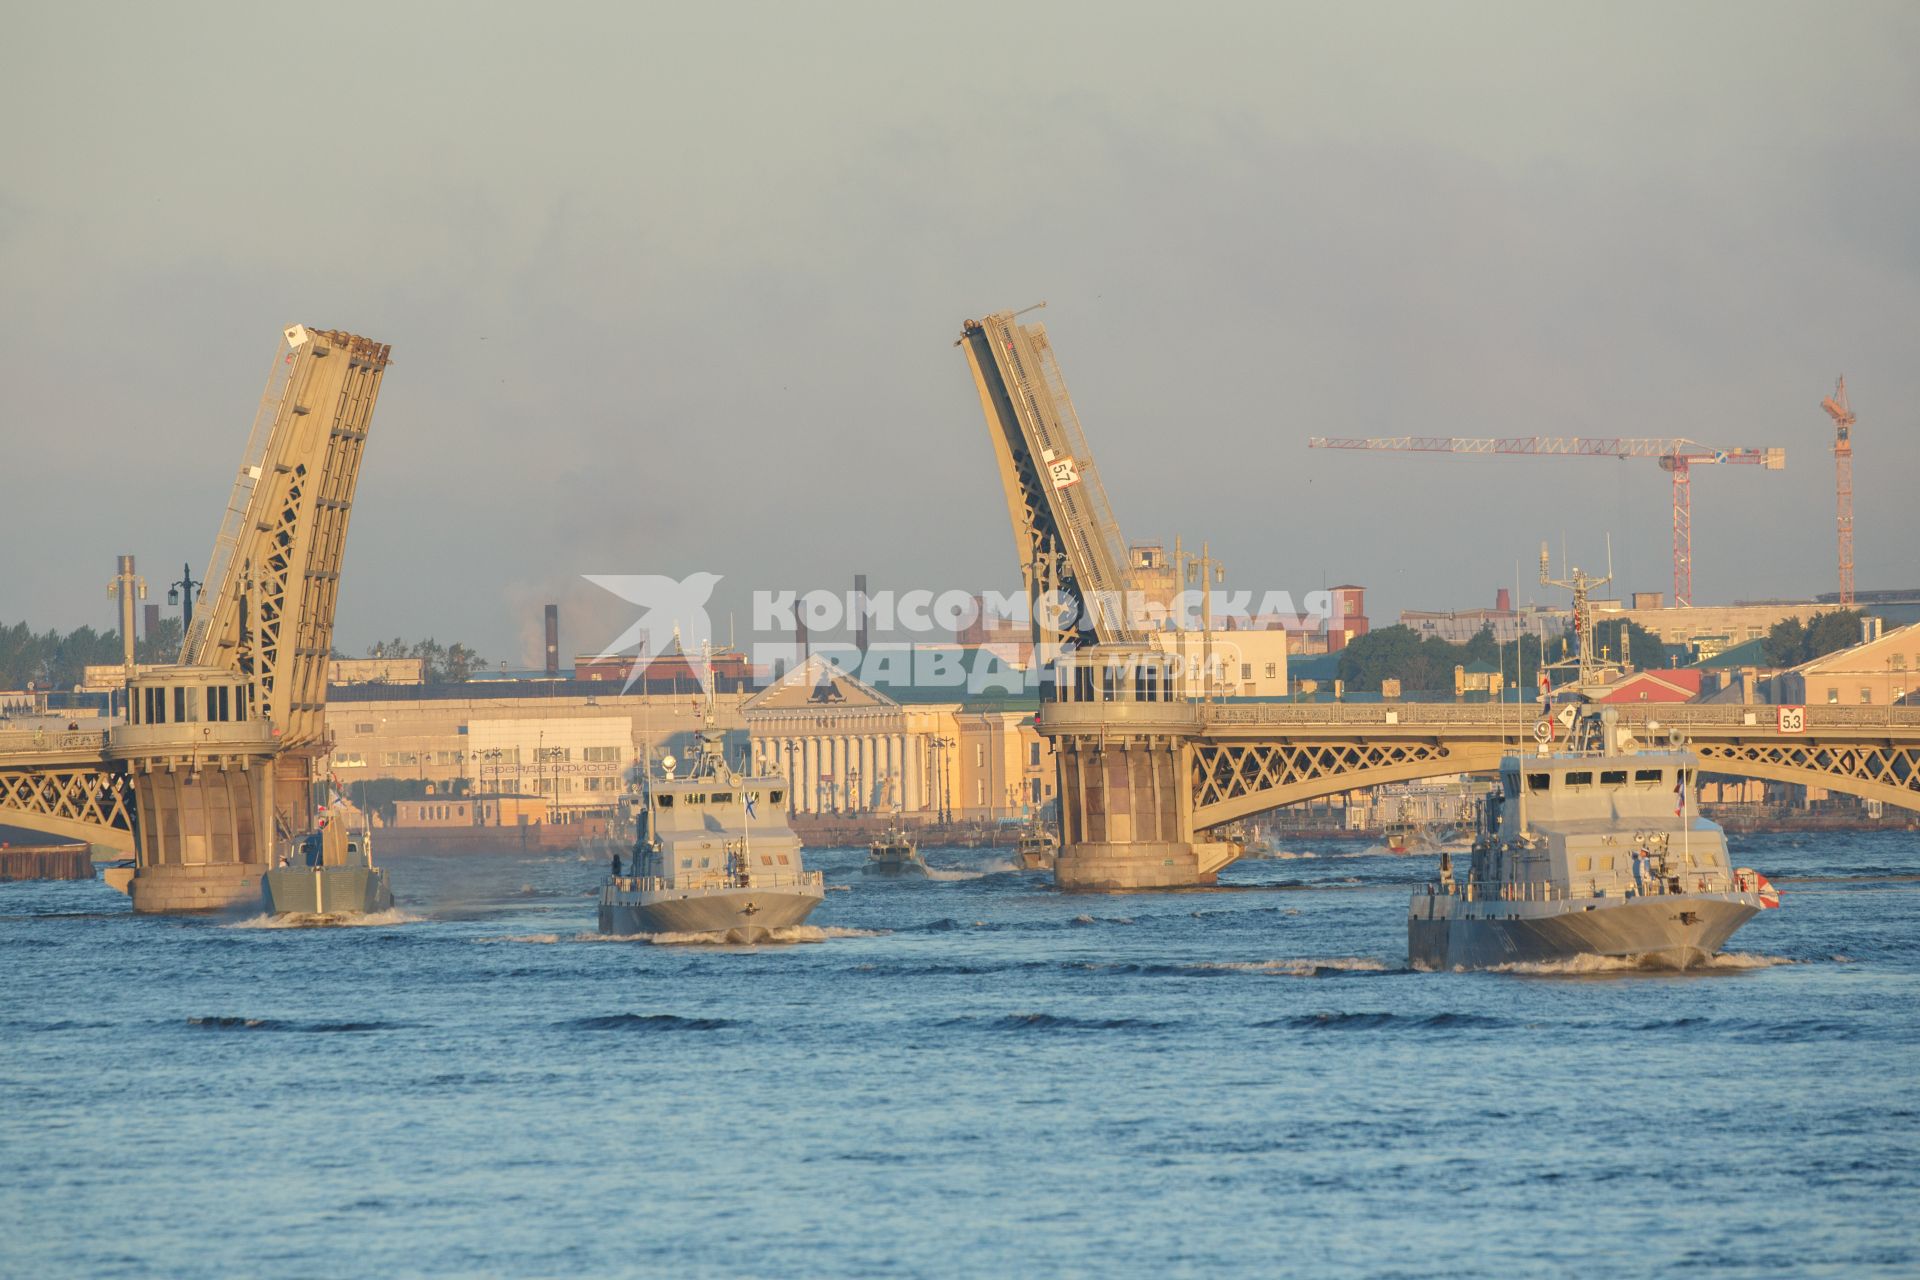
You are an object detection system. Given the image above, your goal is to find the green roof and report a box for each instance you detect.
[1691,637,1769,669]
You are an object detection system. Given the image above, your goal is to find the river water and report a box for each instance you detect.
[2,831,1915,1277]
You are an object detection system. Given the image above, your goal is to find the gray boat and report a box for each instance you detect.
[263,821,393,918]
[866,825,929,876]
[600,675,823,941]
[1014,823,1057,871]
[1410,547,1777,970]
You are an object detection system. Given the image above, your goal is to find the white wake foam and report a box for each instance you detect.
[1189,956,1393,976]
[1486,951,1794,976]
[645,924,888,946]
[226,909,423,929]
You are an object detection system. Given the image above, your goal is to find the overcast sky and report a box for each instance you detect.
[4,1,1915,666]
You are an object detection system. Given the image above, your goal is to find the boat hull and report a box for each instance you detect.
[599,884,824,940]
[262,866,394,917]
[1409,893,1760,971]
[865,858,928,876]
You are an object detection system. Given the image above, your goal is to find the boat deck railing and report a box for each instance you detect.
[610,870,824,894]
[1426,872,1745,905]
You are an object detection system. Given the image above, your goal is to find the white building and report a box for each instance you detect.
[464,716,634,814]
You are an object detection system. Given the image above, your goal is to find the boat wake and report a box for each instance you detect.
[482,925,889,946]
[1480,951,1796,977]
[1185,956,1399,977]
[643,924,889,946]
[922,866,991,882]
[225,908,422,929]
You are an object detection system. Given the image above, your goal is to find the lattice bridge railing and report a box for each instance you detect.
[0,764,135,849]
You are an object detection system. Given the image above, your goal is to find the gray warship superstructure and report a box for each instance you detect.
[1409,545,1776,970]
[262,819,393,918]
[599,675,823,941]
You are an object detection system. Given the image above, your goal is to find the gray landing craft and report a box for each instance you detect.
[1409,546,1778,970]
[263,820,394,918]
[600,681,823,941]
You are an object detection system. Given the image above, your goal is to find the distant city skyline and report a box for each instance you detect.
[5,3,1917,666]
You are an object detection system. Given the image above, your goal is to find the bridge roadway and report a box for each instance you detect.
[1186,701,1920,828]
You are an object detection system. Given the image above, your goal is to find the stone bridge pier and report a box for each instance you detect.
[1046,648,1238,890]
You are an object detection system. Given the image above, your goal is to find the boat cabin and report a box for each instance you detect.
[1467,749,1735,903]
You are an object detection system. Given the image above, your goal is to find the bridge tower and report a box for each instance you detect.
[105,324,391,912]
[960,310,1228,887]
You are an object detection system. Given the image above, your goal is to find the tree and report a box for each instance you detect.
[1589,617,1673,670]
[137,616,185,665]
[364,637,489,684]
[0,621,125,693]
[1763,609,1865,668]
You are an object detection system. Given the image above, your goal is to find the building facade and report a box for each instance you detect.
[741,655,1053,821]
[1775,622,1920,707]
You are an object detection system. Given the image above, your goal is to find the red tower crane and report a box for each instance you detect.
[1306,436,1787,608]
[1820,377,1855,607]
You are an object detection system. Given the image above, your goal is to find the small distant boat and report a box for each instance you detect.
[1013,824,1056,871]
[867,825,929,876]
[263,820,393,918]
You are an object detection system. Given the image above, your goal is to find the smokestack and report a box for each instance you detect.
[1496,587,1511,613]
[142,603,159,641]
[854,574,869,655]
[109,555,143,669]
[796,611,810,660]
[544,604,559,677]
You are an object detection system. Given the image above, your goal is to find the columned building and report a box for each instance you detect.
[742,656,922,817]
[741,655,1054,822]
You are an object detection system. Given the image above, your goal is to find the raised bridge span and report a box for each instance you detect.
[0,324,389,910]
[956,306,1920,890]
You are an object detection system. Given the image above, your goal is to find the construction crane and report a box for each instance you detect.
[1306,436,1786,608]
[1820,377,1855,606]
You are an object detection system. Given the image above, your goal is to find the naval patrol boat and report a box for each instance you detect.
[866,822,930,876]
[599,682,823,941]
[1409,547,1777,970]
[263,818,393,918]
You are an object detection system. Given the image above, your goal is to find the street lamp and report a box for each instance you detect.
[167,562,200,636]
[931,735,956,824]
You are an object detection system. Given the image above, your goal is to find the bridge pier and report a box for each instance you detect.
[1044,648,1240,890]
[108,667,290,914]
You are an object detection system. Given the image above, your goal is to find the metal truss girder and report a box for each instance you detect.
[1692,741,1920,812]
[1189,739,1514,830]
[0,764,136,850]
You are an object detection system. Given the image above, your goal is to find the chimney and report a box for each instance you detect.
[544,604,559,677]
[853,573,869,655]
[142,603,159,641]
[1496,587,1511,613]
[796,611,809,659]
[1862,615,1884,644]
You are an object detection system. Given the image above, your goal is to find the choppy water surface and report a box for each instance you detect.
[3,832,1916,1277]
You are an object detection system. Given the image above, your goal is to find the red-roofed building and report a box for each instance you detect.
[1595,669,1703,704]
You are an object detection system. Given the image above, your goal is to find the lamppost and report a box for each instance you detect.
[167,562,201,638]
[931,735,956,824]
